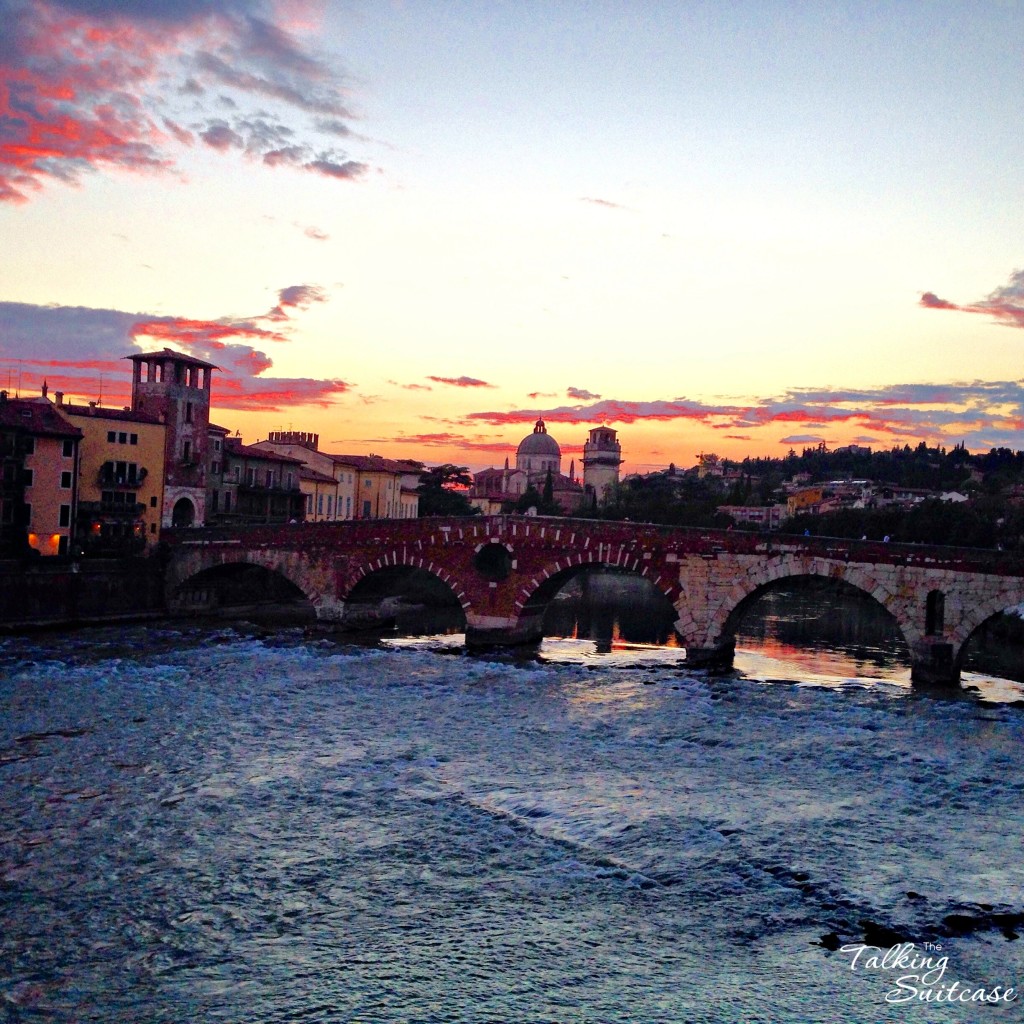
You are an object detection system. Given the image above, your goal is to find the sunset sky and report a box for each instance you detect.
[2,0,1023,474]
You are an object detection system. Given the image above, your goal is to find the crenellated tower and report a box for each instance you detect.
[582,426,621,507]
[126,349,217,528]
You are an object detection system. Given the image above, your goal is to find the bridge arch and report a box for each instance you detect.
[344,550,471,612]
[717,570,909,661]
[168,553,315,618]
[699,560,907,649]
[514,552,681,621]
[953,592,1024,673]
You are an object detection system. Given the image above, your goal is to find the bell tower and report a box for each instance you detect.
[582,426,621,507]
[126,349,217,528]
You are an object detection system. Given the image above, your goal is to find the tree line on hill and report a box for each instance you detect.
[417,444,1024,550]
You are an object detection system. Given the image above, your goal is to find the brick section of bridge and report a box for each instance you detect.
[164,515,1024,686]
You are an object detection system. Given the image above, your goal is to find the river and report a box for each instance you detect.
[1,578,1023,1022]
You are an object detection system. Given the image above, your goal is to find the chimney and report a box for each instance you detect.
[88,401,96,414]
[54,391,64,405]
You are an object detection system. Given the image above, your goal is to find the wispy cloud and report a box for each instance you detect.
[567,386,601,400]
[581,196,626,210]
[264,283,328,322]
[427,375,496,388]
[394,432,515,453]
[921,268,1024,328]
[463,379,1024,452]
[0,0,370,202]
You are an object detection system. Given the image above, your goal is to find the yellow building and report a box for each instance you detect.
[333,455,422,519]
[786,486,825,516]
[57,396,166,553]
[251,432,355,521]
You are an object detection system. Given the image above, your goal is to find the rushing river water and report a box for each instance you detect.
[2,579,1023,1023]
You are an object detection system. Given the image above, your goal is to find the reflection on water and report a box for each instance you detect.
[382,568,1024,702]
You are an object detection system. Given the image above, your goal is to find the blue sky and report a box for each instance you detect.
[1,0,1022,470]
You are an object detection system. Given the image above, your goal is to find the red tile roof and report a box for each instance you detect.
[0,397,82,439]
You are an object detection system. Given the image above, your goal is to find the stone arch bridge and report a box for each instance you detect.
[163,515,1024,687]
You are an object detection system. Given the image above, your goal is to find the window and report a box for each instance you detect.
[365,478,372,488]
[107,430,116,443]
[223,492,231,512]
[150,523,156,534]
[211,461,220,475]
[60,471,72,488]
[23,469,33,487]
[362,499,371,518]
[211,490,219,512]
[185,402,193,424]
[266,469,273,488]
[327,495,333,516]
[62,440,74,458]
[118,432,127,444]
[306,494,313,514]
[59,504,70,527]
[182,441,191,462]
[214,439,221,452]
[317,494,324,515]
[130,434,138,445]
[150,496,157,508]
[24,437,34,455]
[346,496,351,518]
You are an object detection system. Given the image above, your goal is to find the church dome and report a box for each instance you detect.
[517,418,561,458]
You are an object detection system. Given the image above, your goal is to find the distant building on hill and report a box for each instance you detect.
[470,418,621,515]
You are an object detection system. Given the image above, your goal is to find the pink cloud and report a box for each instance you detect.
[0,0,370,202]
[427,376,496,388]
[0,296,352,412]
[921,269,1024,328]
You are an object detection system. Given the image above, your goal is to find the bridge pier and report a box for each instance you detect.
[684,638,736,672]
[910,639,961,688]
[465,612,545,648]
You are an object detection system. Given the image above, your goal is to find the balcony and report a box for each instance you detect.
[98,465,148,488]
[79,499,146,519]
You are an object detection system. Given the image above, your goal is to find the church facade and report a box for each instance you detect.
[469,418,621,515]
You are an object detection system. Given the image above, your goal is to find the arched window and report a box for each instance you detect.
[172,497,195,528]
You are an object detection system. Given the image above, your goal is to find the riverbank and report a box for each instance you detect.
[0,557,165,632]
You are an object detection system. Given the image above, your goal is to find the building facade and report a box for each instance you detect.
[206,438,305,525]
[0,393,81,557]
[255,432,420,520]
[57,397,166,554]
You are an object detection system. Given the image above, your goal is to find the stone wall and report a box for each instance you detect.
[0,558,165,629]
